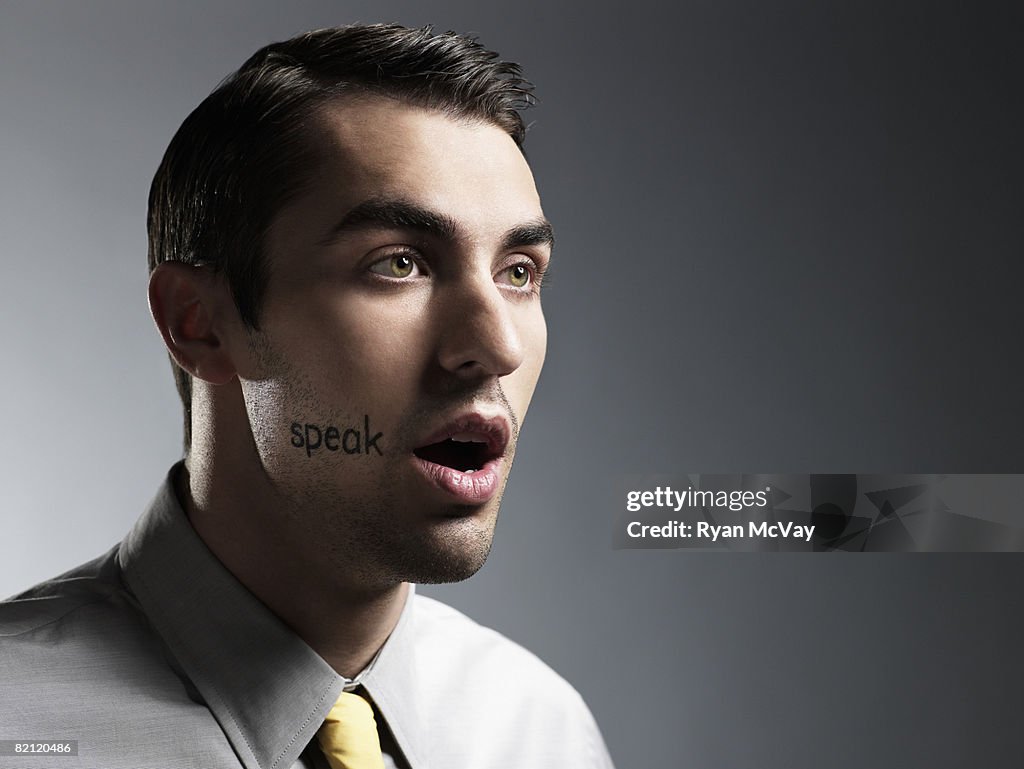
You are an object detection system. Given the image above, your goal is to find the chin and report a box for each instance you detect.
[394,515,496,585]
[408,556,488,585]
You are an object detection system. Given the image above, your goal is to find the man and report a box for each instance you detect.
[0,24,614,769]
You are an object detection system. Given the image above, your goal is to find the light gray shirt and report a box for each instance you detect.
[0,465,614,768]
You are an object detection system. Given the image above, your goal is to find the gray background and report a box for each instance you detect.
[2,1,1022,766]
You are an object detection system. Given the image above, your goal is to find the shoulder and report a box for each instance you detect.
[410,594,613,766]
[0,547,128,638]
[0,546,156,684]
[412,593,577,694]
[0,548,195,732]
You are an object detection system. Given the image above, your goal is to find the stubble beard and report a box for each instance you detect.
[242,331,514,592]
[283,465,507,592]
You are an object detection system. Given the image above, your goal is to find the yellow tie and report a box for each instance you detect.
[316,690,386,769]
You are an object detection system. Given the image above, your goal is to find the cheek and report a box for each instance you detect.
[261,288,431,412]
[326,292,431,390]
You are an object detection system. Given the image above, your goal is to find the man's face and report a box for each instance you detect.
[232,97,549,591]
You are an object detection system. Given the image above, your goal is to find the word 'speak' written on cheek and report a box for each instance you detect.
[290,416,383,457]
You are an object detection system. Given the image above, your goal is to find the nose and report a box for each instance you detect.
[436,272,524,379]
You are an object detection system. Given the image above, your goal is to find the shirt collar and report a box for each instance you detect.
[361,581,425,768]
[118,463,424,769]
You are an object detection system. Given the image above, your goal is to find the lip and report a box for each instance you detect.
[411,412,511,505]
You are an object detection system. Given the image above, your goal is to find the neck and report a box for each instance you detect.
[176,459,407,679]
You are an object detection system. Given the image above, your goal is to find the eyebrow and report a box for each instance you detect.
[500,220,555,252]
[319,197,554,251]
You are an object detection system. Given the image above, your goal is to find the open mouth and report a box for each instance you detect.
[414,434,493,472]
[410,414,511,504]
[411,414,510,477]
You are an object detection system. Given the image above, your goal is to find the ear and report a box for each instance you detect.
[148,262,239,386]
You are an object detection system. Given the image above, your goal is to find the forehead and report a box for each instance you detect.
[268,96,543,252]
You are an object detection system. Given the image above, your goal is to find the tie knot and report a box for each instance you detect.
[316,690,385,769]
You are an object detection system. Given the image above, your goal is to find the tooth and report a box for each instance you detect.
[450,432,479,443]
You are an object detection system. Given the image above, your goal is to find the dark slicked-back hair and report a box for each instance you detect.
[147,24,535,450]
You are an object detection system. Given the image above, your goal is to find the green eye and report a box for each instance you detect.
[370,253,418,279]
[508,264,530,287]
[389,254,414,278]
